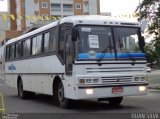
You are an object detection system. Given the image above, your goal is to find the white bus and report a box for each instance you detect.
[4,16,148,108]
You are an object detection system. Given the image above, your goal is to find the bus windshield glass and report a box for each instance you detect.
[113,27,142,59]
[75,25,144,61]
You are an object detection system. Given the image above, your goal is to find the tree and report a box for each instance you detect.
[136,0,160,66]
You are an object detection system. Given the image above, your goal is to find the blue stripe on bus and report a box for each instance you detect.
[78,53,146,60]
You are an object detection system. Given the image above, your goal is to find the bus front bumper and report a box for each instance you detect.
[74,84,148,100]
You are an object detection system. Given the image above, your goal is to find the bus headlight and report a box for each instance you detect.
[139,86,146,92]
[86,89,94,95]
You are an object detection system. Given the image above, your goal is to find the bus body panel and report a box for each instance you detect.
[5,55,65,95]
[2,16,148,103]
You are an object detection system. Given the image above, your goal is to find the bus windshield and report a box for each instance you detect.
[75,25,144,61]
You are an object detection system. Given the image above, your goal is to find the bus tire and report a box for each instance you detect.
[18,79,29,99]
[57,81,72,108]
[108,97,123,106]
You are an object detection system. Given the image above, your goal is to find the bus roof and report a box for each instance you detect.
[6,15,140,45]
[60,15,139,26]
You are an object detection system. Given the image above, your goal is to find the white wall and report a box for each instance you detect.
[0,15,9,31]
[88,0,97,15]
[25,0,39,28]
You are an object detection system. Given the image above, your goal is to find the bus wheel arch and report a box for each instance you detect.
[17,75,22,88]
[17,75,35,99]
[52,76,72,108]
[17,76,27,99]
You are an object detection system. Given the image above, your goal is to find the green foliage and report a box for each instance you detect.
[144,45,157,64]
[136,0,160,65]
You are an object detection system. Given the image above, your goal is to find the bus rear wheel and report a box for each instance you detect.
[18,79,35,99]
[57,81,72,108]
[108,97,123,106]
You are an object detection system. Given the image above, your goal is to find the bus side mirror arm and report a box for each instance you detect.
[139,36,145,52]
[72,29,79,41]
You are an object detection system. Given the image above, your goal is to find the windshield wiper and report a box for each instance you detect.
[97,38,112,64]
[124,50,136,65]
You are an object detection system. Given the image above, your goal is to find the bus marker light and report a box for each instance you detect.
[93,79,99,83]
[79,79,85,84]
[86,89,94,95]
[134,77,140,81]
[140,77,145,81]
[86,79,92,83]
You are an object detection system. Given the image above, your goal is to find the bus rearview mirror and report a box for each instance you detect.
[140,36,145,47]
[139,36,145,52]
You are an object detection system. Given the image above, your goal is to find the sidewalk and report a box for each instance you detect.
[149,84,160,90]
[148,70,160,90]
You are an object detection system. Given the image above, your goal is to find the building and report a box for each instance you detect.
[15,0,100,30]
[0,0,100,44]
[0,0,22,46]
[100,12,111,16]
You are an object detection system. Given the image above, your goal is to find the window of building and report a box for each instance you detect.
[63,4,73,12]
[42,2,48,8]
[75,3,81,9]
[51,3,61,12]
[22,39,31,57]
[15,42,22,58]
[9,44,15,59]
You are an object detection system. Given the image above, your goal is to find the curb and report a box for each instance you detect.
[148,87,160,90]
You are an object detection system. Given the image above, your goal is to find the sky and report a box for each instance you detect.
[100,0,140,16]
[0,0,140,15]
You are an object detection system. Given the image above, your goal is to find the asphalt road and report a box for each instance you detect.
[0,71,160,118]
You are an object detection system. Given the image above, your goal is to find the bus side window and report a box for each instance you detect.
[49,28,56,52]
[15,42,22,58]
[32,35,42,55]
[32,37,37,55]
[36,35,42,54]
[59,24,66,60]
[9,44,15,60]
[6,46,10,60]
[22,39,31,57]
[44,32,50,53]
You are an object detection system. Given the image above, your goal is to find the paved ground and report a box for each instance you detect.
[0,71,160,119]
[148,70,160,90]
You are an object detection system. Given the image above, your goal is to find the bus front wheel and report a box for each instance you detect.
[57,81,72,108]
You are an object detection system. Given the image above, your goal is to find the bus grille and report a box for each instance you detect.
[86,67,144,74]
[101,76,133,84]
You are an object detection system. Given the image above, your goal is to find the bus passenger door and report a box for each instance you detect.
[65,33,73,76]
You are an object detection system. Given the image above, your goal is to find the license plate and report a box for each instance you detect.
[112,87,123,94]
